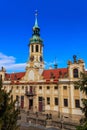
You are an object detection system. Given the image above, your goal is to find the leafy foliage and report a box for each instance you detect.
[0,78,20,130]
[74,72,87,130]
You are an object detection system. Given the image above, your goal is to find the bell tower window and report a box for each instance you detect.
[73,68,78,78]
[40,46,42,53]
[36,45,39,52]
[31,45,34,52]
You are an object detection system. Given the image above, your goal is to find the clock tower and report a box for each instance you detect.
[24,11,44,81]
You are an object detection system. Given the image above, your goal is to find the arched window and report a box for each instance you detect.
[73,68,78,78]
[31,45,34,52]
[36,45,39,52]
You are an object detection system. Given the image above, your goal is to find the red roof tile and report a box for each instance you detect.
[5,68,68,82]
[5,72,25,80]
[42,68,68,80]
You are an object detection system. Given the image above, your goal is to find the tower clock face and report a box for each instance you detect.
[40,56,43,62]
[30,56,34,62]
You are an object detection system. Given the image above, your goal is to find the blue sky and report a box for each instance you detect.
[0,0,87,72]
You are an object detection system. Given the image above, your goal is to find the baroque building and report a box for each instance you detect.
[0,13,86,121]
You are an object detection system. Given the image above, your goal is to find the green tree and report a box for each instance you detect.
[0,77,20,130]
[74,72,87,130]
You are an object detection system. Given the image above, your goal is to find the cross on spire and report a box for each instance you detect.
[35,10,38,27]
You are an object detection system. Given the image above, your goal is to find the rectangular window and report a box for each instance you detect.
[55,98,58,105]
[21,96,24,109]
[64,99,68,107]
[74,86,79,90]
[54,86,58,89]
[21,96,24,100]
[39,86,42,89]
[47,86,50,89]
[63,86,67,89]
[22,86,24,89]
[75,99,80,108]
[31,45,34,52]
[36,45,39,52]
[47,97,50,105]
[16,95,19,101]
[73,69,78,78]
[38,97,42,101]
[16,86,19,89]
[30,86,32,93]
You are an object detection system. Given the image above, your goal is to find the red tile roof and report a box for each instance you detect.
[42,68,68,80]
[5,68,68,82]
[5,72,25,80]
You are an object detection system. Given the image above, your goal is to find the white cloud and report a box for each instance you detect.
[0,53,55,72]
[0,52,26,72]
[0,52,66,73]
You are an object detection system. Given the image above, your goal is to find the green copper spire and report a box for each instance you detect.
[35,10,38,27]
[33,10,39,29]
[54,57,58,69]
[32,10,40,37]
[29,11,43,45]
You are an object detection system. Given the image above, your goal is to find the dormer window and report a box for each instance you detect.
[73,68,78,78]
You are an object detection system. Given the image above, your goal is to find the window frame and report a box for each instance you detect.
[54,86,58,90]
[73,68,79,78]
[31,45,34,52]
[64,98,68,107]
[55,97,58,105]
[39,86,42,90]
[47,97,50,105]
[63,86,67,90]
[47,86,50,90]
[74,86,79,90]
[36,45,39,52]
[75,99,80,108]
[16,86,19,89]
[22,86,24,89]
